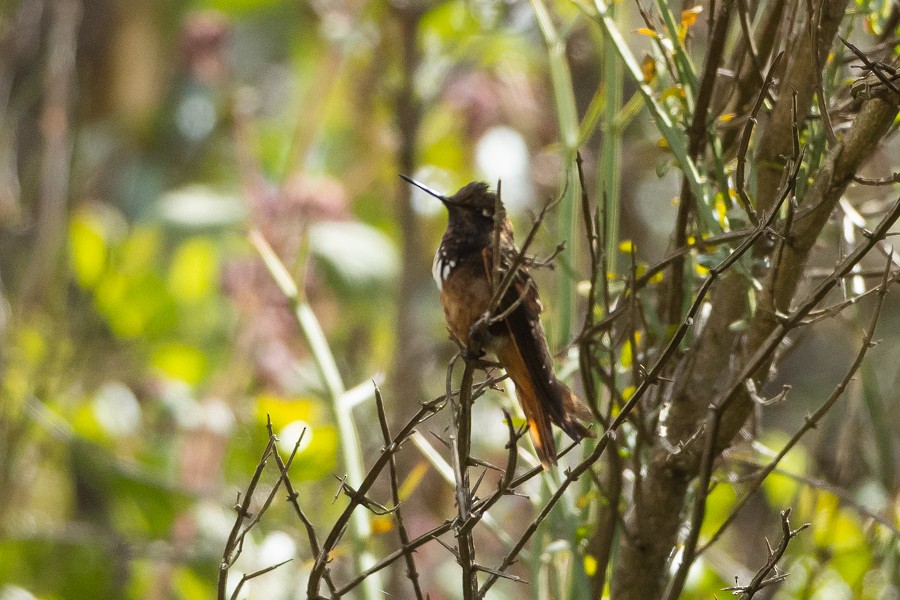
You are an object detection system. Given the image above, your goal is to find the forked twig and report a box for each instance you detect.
[722,509,809,599]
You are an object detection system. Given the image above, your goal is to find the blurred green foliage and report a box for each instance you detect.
[0,0,898,598]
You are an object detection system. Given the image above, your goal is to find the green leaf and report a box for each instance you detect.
[168,237,218,303]
[760,432,809,507]
[151,343,208,384]
[69,211,108,288]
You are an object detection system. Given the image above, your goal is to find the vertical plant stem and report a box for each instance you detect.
[584,0,709,218]
[599,2,623,274]
[455,358,478,598]
[531,0,580,346]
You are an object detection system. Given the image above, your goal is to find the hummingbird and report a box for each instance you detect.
[401,175,593,468]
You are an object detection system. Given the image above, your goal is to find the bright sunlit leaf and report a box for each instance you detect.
[584,554,598,576]
[168,237,218,303]
[309,221,399,285]
[69,211,108,288]
[158,185,244,228]
[620,339,633,367]
[291,425,339,481]
[172,566,209,600]
[256,394,321,429]
[151,343,207,385]
[93,382,142,437]
[760,432,809,507]
[278,420,312,455]
[714,193,728,228]
[700,482,738,539]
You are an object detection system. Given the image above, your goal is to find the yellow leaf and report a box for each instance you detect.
[16,327,47,363]
[620,339,633,367]
[718,113,736,123]
[640,54,657,83]
[121,226,160,274]
[660,86,686,100]
[621,386,636,400]
[618,240,635,253]
[681,6,703,28]
[371,516,394,534]
[634,27,657,37]
[168,237,218,303]
[151,343,207,385]
[69,211,108,289]
[714,194,728,228]
[584,554,598,576]
[398,461,429,502]
[255,394,321,429]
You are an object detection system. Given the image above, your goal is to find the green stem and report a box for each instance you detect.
[599,1,623,274]
[531,0,580,346]
[580,0,710,222]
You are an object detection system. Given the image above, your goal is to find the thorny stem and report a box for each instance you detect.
[375,386,425,600]
[218,435,275,600]
[729,509,810,599]
[305,394,449,597]
[697,255,896,555]
[454,359,479,599]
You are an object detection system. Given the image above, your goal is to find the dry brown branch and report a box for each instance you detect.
[374,386,425,600]
[218,419,304,600]
[753,0,850,216]
[724,508,810,599]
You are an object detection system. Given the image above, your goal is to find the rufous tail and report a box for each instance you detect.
[495,341,593,468]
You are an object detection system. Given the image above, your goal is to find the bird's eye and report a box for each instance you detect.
[481,209,491,218]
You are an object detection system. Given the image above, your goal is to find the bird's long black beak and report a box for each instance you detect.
[399,174,449,204]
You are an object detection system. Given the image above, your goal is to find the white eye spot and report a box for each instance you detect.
[482,209,491,218]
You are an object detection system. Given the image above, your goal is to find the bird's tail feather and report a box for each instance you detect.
[496,342,558,467]
[496,342,595,468]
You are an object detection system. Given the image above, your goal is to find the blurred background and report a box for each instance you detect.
[0,0,897,598]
